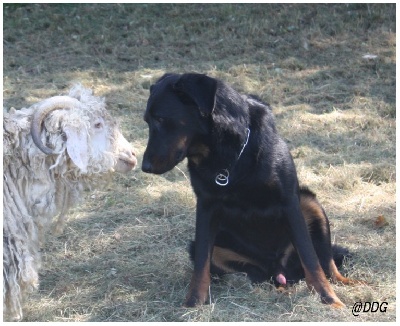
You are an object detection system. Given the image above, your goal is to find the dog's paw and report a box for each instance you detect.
[321,294,346,308]
[183,297,199,308]
[330,300,346,309]
[184,293,207,308]
[184,297,203,308]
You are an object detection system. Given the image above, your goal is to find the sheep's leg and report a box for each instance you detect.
[53,188,70,235]
[3,170,41,320]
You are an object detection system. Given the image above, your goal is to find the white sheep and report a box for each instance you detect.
[3,84,137,321]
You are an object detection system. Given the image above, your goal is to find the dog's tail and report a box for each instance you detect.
[331,244,350,268]
[329,244,366,285]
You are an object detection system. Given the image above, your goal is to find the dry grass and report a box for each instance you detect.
[3,3,395,322]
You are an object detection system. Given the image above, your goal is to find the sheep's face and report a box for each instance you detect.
[38,85,137,175]
[31,84,137,176]
[70,85,137,174]
[63,109,137,175]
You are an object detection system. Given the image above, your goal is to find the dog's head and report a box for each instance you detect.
[142,73,218,174]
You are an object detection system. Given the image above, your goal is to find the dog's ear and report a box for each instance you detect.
[173,74,217,117]
[157,73,175,83]
[150,73,176,93]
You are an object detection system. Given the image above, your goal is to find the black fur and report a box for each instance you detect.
[142,73,360,307]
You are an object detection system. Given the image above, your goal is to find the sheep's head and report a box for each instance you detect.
[30,85,137,175]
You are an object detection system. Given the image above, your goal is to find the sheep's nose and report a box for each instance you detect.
[124,147,136,162]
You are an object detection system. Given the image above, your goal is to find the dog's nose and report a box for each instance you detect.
[141,160,153,173]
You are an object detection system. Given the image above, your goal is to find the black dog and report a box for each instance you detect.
[142,73,362,308]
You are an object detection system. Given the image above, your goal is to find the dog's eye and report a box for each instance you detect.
[155,117,164,124]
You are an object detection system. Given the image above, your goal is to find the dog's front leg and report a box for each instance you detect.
[285,197,345,308]
[184,200,219,307]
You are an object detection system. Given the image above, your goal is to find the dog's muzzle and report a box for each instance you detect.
[141,159,154,173]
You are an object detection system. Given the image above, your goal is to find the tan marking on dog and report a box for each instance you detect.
[303,262,345,308]
[279,243,295,268]
[211,246,263,272]
[300,193,329,236]
[188,143,210,166]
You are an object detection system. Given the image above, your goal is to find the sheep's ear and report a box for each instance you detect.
[64,126,89,173]
[173,73,217,117]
